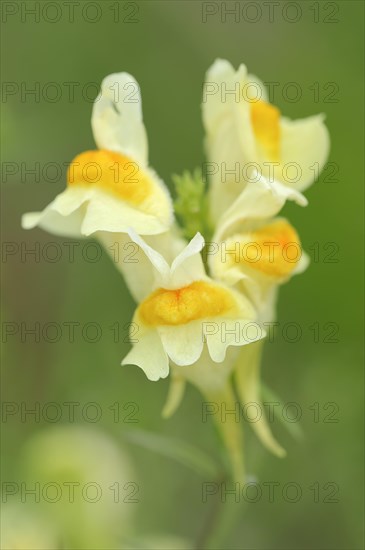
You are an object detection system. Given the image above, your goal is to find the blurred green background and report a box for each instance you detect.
[1,1,364,548]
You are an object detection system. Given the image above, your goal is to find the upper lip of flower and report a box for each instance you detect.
[213,172,307,244]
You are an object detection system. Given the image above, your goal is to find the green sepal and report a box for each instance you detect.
[172,168,213,241]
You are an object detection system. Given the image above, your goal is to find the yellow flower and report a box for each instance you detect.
[121,230,267,482]
[22,73,173,237]
[202,58,330,220]
[122,230,264,382]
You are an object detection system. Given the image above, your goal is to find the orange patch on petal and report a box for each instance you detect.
[233,220,302,278]
[138,281,238,326]
[250,100,281,161]
[67,150,152,206]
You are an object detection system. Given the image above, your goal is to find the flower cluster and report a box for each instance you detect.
[22,60,330,480]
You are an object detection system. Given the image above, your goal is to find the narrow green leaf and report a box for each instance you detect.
[122,429,221,478]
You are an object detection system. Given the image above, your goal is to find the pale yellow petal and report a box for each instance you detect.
[91,72,148,166]
[158,321,204,366]
[280,114,330,191]
[98,230,186,303]
[81,186,172,236]
[205,317,264,363]
[121,330,169,381]
[21,187,91,238]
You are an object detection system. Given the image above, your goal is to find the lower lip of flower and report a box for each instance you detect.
[229,219,302,278]
[137,281,238,326]
[67,149,152,206]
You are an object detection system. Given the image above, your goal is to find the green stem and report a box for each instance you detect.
[194,380,247,548]
[194,473,226,550]
[194,472,247,549]
[204,382,245,484]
